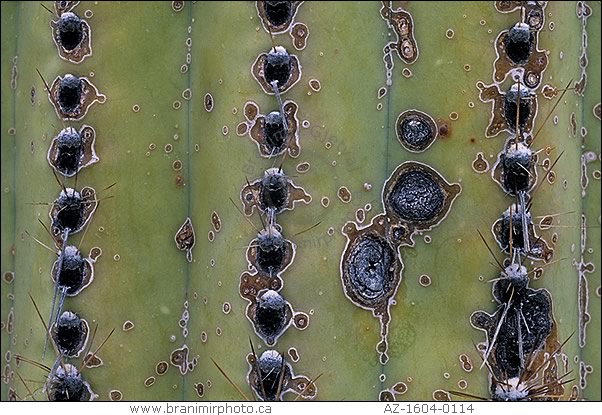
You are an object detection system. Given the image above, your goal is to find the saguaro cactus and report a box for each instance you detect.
[1,1,600,401]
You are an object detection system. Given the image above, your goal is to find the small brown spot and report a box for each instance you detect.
[437,119,450,137]
[122,320,135,331]
[156,361,169,375]
[459,354,473,372]
[144,376,156,387]
[449,112,458,121]
[173,160,183,171]
[419,274,431,287]
[296,162,310,174]
[379,390,395,401]
[175,217,195,262]
[594,103,601,120]
[109,390,123,401]
[293,313,309,330]
[337,186,352,203]
[172,1,184,12]
[321,196,330,208]
[539,216,553,230]
[433,389,451,401]
[203,93,214,112]
[401,68,413,78]
[2,272,14,284]
[132,104,140,113]
[222,125,229,136]
[211,211,221,232]
[84,352,103,368]
[309,79,321,92]
[164,144,173,153]
[355,208,365,224]
[288,347,299,362]
[457,379,467,390]
[200,331,208,342]
[236,122,248,136]
[89,247,102,262]
[392,382,407,394]
[175,175,185,187]
[194,382,204,398]
[222,302,231,314]
[472,152,489,173]
[208,230,215,242]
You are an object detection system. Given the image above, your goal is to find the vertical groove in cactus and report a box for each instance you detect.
[0,1,600,401]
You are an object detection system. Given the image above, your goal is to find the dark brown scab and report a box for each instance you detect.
[251,51,302,95]
[472,152,490,173]
[380,2,419,64]
[50,13,92,64]
[240,169,311,216]
[247,101,301,158]
[156,361,168,376]
[170,345,190,376]
[46,74,106,121]
[175,175,185,187]
[337,186,351,203]
[477,82,538,138]
[492,27,548,87]
[340,215,403,365]
[109,390,122,401]
[174,217,195,263]
[382,162,461,246]
[290,22,309,51]
[144,376,156,387]
[395,109,438,152]
[256,1,302,35]
[3,272,14,284]
[194,382,204,398]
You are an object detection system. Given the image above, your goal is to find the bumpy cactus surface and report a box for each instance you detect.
[1,1,600,401]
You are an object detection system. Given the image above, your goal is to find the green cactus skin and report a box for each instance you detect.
[1,1,600,401]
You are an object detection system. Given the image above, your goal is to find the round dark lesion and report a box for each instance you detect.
[395,110,437,152]
[387,170,444,223]
[345,233,396,304]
